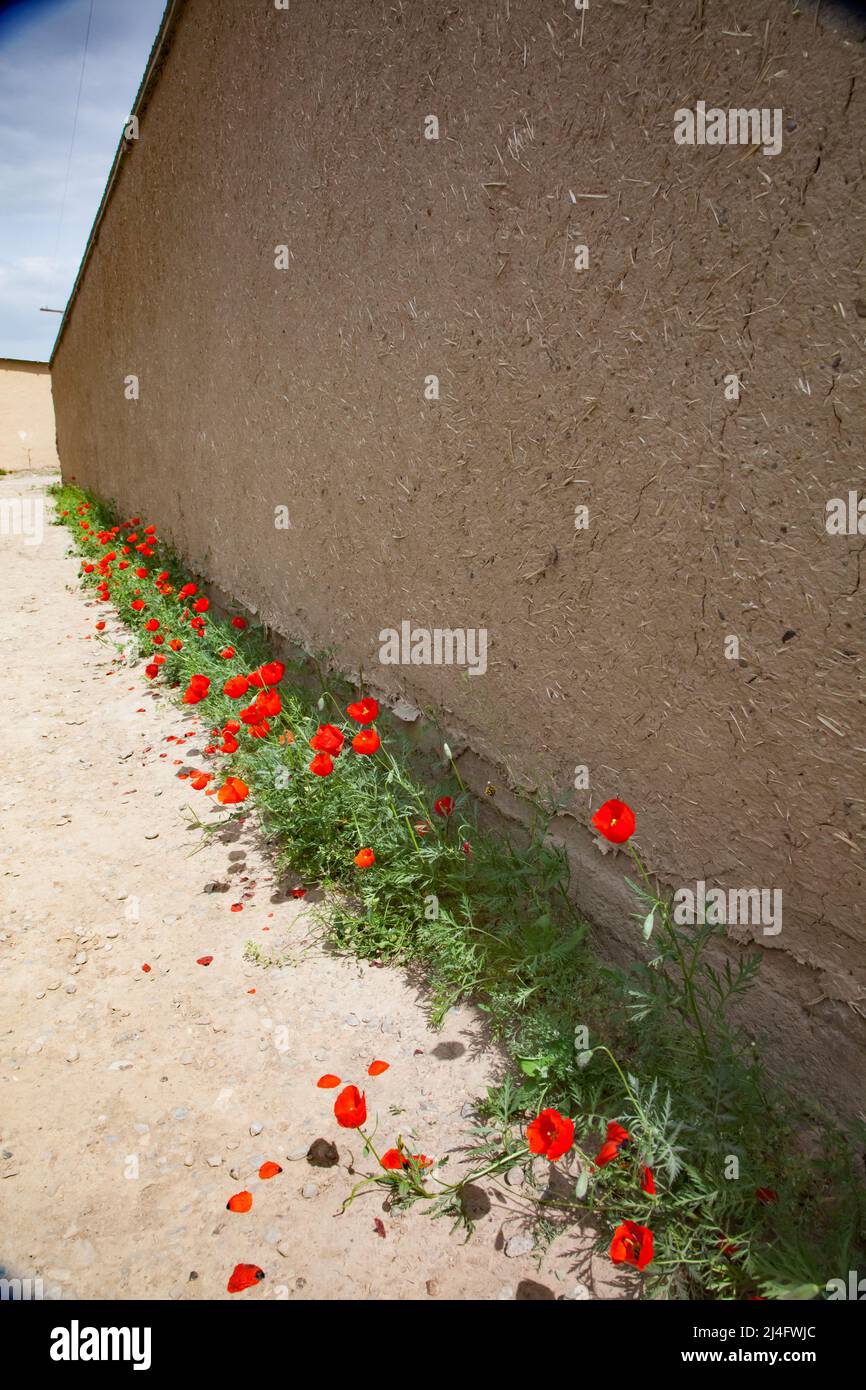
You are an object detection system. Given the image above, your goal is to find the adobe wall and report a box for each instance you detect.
[50,0,866,1111]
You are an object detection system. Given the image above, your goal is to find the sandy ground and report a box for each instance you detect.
[0,472,627,1302]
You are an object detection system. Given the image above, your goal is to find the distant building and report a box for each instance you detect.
[0,358,59,473]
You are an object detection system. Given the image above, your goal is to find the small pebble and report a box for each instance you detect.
[249,1122,263,1137]
[301,1182,318,1200]
[65,1047,80,1063]
[505,1234,534,1259]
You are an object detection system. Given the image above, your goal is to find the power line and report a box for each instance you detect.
[51,0,96,294]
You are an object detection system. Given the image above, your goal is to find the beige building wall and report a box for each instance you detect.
[50,0,866,1110]
[0,360,60,473]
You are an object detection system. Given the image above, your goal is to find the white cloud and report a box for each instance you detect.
[0,0,166,360]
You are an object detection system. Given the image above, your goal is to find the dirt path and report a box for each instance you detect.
[0,472,621,1302]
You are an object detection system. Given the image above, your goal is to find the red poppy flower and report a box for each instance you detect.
[220,731,239,754]
[248,662,284,689]
[224,718,240,734]
[131,599,145,612]
[381,1148,405,1171]
[135,567,148,579]
[151,634,164,646]
[334,1085,367,1129]
[310,723,344,755]
[309,752,334,777]
[610,1220,654,1271]
[526,1108,575,1161]
[291,887,306,898]
[641,1166,656,1195]
[354,848,375,869]
[196,955,214,966]
[256,690,281,717]
[227,1263,264,1293]
[433,796,454,817]
[220,646,235,659]
[217,776,249,805]
[226,1191,252,1213]
[224,675,250,699]
[316,1074,341,1089]
[259,1161,282,1180]
[247,721,270,739]
[346,697,379,724]
[352,728,380,755]
[367,1060,390,1076]
[231,616,247,629]
[169,639,182,652]
[592,798,636,844]
[193,596,209,613]
[595,1121,632,1169]
[190,775,211,791]
[145,618,159,632]
[95,620,106,631]
[144,663,159,680]
[178,583,197,600]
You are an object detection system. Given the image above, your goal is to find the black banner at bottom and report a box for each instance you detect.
[3,1294,861,1374]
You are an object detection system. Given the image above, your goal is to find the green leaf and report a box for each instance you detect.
[516,1055,552,1078]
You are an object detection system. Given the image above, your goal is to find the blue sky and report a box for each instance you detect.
[0,0,166,362]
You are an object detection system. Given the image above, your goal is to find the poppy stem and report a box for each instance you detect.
[627,844,712,1061]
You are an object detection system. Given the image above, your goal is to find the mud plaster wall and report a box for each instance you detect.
[0,361,60,472]
[51,0,866,1112]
